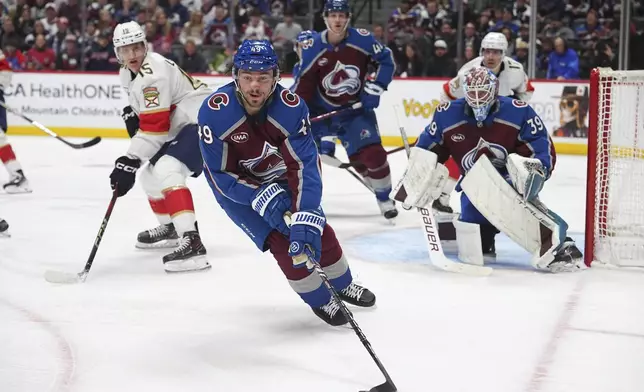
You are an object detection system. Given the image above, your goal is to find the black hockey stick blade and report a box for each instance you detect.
[59,135,102,149]
[361,381,397,392]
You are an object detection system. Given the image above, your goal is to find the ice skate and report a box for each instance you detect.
[546,237,584,273]
[163,231,210,273]
[312,296,349,326]
[136,223,180,249]
[432,195,453,214]
[3,170,32,194]
[0,218,9,237]
[377,199,398,221]
[339,282,376,307]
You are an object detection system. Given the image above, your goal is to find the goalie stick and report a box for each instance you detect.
[394,106,492,276]
[283,215,397,392]
[0,102,101,149]
[44,189,118,284]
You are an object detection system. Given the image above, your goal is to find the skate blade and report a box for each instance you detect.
[164,257,211,273]
[44,270,85,284]
[0,231,10,238]
[3,186,32,194]
[136,239,180,249]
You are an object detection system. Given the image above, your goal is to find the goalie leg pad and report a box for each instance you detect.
[391,147,449,208]
[453,218,484,266]
[461,155,567,270]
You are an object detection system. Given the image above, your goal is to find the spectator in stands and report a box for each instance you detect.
[84,32,118,71]
[272,10,302,52]
[13,5,34,47]
[567,0,590,19]
[463,22,480,55]
[425,39,456,77]
[424,0,448,32]
[477,10,493,35]
[547,37,579,80]
[490,8,519,34]
[501,27,514,55]
[513,38,530,73]
[388,0,417,39]
[179,10,204,45]
[1,18,22,51]
[167,0,190,28]
[242,9,270,41]
[373,23,386,45]
[542,15,576,41]
[576,9,605,41]
[114,0,137,24]
[55,34,82,70]
[397,42,424,77]
[58,0,80,32]
[135,9,148,27]
[513,0,530,23]
[536,37,553,78]
[145,0,163,22]
[26,33,56,70]
[3,43,26,70]
[32,0,48,21]
[203,6,231,47]
[25,20,48,46]
[152,9,177,49]
[48,17,72,55]
[40,2,58,36]
[411,25,433,60]
[439,21,457,57]
[593,40,618,70]
[464,44,476,63]
[180,39,208,73]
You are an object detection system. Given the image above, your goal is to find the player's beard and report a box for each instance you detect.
[241,88,268,111]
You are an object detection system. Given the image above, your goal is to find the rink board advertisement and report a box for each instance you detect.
[5,72,589,155]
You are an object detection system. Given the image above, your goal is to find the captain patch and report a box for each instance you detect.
[142,87,160,108]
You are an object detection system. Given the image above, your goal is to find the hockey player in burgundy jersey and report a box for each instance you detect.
[0,50,31,194]
[198,40,376,326]
[393,67,583,273]
[293,0,398,221]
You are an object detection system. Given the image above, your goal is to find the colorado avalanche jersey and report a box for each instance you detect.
[292,27,395,113]
[119,52,212,161]
[417,97,556,178]
[198,82,323,212]
[441,56,535,102]
[0,50,12,92]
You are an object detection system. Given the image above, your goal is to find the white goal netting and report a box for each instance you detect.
[589,68,644,267]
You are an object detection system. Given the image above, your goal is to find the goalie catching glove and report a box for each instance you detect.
[506,153,547,201]
[390,147,450,209]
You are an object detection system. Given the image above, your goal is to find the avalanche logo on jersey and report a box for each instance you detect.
[239,142,287,183]
[461,138,508,172]
[322,61,361,97]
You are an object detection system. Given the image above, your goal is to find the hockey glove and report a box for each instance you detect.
[110,155,141,197]
[251,183,292,235]
[288,209,326,270]
[122,106,139,138]
[319,136,337,157]
[360,81,385,110]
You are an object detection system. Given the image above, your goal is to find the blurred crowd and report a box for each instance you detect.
[1,0,644,80]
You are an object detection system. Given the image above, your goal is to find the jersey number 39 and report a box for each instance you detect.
[526,116,544,135]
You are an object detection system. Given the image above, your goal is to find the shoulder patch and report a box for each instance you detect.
[142,87,160,108]
[357,28,370,36]
[435,101,451,112]
[280,89,300,107]
[207,92,230,110]
[512,99,527,108]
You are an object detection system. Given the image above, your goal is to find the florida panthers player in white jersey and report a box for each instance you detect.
[108,21,212,273]
[434,32,535,215]
[441,32,534,102]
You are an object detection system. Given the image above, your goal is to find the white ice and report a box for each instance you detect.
[1,136,644,392]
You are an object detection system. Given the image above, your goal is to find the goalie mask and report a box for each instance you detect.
[462,67,499,122]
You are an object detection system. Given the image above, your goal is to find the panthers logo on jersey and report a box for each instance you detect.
[461,138,508,172]
[321,61,361,97]
[239,142,287,183]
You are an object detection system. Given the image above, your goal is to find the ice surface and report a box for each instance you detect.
[1,137,644,392]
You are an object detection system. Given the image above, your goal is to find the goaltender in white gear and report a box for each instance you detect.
[113,21,212,273]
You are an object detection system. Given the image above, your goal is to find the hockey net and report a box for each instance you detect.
[586,68,644,267]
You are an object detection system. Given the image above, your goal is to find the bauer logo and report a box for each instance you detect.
[451,133,465,142]
[231,132,249,143]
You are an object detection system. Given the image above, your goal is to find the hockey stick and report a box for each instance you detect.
[320,155,375,194]
[394,106,492,276]
[0,102,101,149]
[283,215,397,392]
[44,189,118,284]
[309,102,363,124]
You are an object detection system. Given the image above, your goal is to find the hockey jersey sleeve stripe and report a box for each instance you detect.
[139,108,171,134]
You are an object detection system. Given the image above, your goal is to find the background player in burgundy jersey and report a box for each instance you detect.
[198,40,376,326]
[293,0,398,222]
[0,50,31,193]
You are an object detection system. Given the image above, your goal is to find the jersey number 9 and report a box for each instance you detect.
[199,125,214,144]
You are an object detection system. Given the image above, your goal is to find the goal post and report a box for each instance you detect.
[586,67,644,267]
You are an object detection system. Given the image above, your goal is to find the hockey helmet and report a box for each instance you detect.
[113,21,147,61]
[480,32,508,56]
[233,40,280,101]
[324,0,351,15]
[462,67,499,122]
[296,30,316,44]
